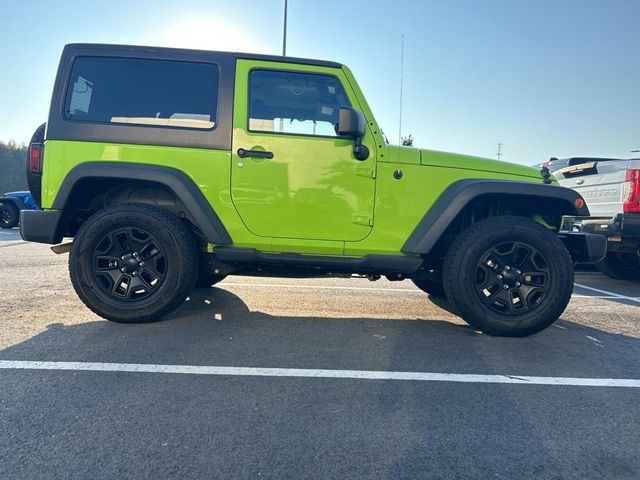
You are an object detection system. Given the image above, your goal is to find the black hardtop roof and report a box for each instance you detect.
[63,43,343,69]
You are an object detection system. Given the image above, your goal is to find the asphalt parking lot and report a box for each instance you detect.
[1,227,639,479]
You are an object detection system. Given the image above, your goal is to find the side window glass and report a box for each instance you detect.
[248,70,351,137]
[64,57,219,130]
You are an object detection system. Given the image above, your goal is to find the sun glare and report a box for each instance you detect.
[153,16,265,54]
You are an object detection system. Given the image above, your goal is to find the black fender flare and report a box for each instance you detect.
[401,179,590,254]
[0,196,26,211]
[52,162,232,244]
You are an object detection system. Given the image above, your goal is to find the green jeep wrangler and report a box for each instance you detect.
[21,43,605,336]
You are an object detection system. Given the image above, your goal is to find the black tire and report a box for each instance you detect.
[26,123,46,208]
[412,279,446,297]
[195,273,227,288]
[69,203,199,323]
[443,216,574,337]
[595,251,640,281]
[0,203,19,229]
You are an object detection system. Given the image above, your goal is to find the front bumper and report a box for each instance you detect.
[558,232,607,263]
[20,209,64,244]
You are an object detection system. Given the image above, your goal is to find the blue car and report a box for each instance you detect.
[0,191,38,229]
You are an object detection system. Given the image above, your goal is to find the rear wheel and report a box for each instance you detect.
[69,203,198,323]
[596,251,640,281]
[0,203,19,229]
[443,216,574,336]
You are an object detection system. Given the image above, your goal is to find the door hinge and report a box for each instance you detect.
[352,213,373,226]
[355,166,376,179]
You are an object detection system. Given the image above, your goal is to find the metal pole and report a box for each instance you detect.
[497,142,503,161]
[282,0,288,56]
[398,34,404,145]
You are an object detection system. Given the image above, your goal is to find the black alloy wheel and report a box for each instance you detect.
[475,242,549,315]
[70,203,198,323]
[443,215,574,337]
[0,203,19,229]
[92,227,167,301]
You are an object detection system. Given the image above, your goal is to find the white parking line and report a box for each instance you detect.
[1,360,638,387]
[574,283,640,304]
[219,282,623,300]
[220,282,422,293]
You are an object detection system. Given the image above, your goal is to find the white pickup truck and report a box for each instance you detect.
[556,157,640,280]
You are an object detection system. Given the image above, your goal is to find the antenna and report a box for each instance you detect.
[497,142,503,161]
[282,0,288,56]
[398,34,404,145]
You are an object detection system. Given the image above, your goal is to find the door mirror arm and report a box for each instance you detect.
[353,137,369,161]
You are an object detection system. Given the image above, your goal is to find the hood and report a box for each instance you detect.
[385,145,542,181]
[421,149,542,180]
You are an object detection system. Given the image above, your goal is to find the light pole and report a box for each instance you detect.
[282,0,288,56]
[497,143,503,161]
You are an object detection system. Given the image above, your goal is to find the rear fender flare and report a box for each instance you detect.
[53,162,232,244]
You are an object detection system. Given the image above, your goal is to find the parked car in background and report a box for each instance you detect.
[0,191,38,229]
[535,157,621,175]
[558,157,640,280]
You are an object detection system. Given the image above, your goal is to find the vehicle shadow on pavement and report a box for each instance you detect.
[1,288,639,480]
[1,287,639,380]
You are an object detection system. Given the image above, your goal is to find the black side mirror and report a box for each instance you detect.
[337,107,365,138]
[337,107,369,161]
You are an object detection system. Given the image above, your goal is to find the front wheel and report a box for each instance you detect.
[443,216,574,337]
[0,203,19,229]
[69,203,199,323]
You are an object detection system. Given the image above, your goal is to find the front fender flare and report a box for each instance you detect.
[402,179,589,254]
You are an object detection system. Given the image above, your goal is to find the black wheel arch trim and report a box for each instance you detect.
[402,179,590,254]
[51,162,232,245]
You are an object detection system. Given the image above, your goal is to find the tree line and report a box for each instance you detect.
[0,141,28,194]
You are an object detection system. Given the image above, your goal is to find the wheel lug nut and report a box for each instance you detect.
[505,266,511,271]
[120,267,126,273]
[139,261,145,267]
[515,281,521,287]
[503,284,509,289]
[497,274,503,280]
[132,271,137,277]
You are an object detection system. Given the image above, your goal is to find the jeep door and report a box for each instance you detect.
[230,60,376,243]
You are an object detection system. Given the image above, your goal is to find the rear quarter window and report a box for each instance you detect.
[64,57,220,130]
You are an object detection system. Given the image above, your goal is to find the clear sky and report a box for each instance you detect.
[1,0,638,165]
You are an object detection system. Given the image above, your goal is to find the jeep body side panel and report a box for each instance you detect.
[51,162,232,244]
[230,59,377,248]
[46,44,235,150]
[41,140,271,248]
[401,179,590,254]
[344,165,548,256]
